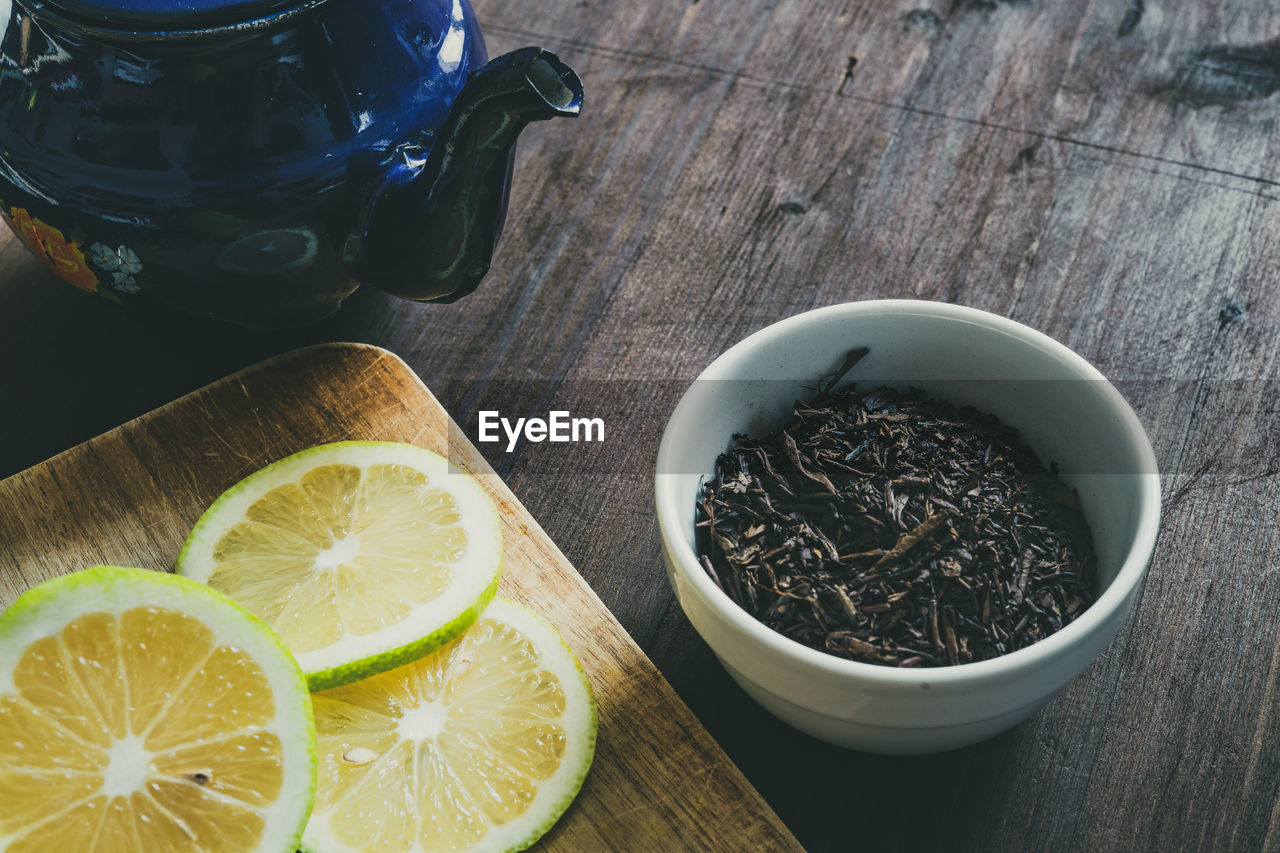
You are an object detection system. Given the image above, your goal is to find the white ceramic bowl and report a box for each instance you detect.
[655,300,1160,754]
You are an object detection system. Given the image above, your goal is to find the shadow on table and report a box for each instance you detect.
[671,647,1018,853]
[0,256,399,479]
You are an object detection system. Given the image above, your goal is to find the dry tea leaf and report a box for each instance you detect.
[695,359,1097,668]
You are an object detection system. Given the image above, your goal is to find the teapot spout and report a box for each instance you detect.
[359,47,583,302]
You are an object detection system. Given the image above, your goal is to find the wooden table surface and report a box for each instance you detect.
[1,2,1277,851]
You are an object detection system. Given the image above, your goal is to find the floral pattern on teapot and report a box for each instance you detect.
[87,243,144,295]
[1,202,144,301]
[3,206,99,293]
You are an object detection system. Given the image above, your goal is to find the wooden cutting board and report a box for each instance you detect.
[0,343,802,852]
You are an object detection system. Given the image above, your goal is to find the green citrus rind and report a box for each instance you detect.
[495,599,598,853]
[303,570,500,693]
[300,597,597,853]
[175,441,504,692]
[0,565,317,853]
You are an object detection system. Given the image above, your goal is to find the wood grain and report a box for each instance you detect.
[1,0,1279,849]
[0,343,803,853]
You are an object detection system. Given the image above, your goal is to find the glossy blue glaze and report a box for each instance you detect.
[0,0,581,327]
[32,0,304,29]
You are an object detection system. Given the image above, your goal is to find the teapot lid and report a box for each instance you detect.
[28,0,320,32]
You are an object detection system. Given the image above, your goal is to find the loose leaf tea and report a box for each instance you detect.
[695,351,1097,667]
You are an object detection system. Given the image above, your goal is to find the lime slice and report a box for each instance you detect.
[176,442,503,692]
[0,565,316,853]
[303,598,596,853]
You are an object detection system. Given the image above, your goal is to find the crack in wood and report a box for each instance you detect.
[1219,300,1247,327]
[956,0,1032,11]
[1117,0,1143,37]
[1166,41,1280,107]
[903,8,942,29]
[1164,458,1216,511]
[1010,144,1038,174]
[837,55,858,95]
[1073,150,1280,204]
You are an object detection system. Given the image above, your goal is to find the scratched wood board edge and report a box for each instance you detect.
[0,341,803,852]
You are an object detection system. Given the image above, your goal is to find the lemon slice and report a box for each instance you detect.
[0,565,315,853]
[303,598,596,853]
[177,442,503,692]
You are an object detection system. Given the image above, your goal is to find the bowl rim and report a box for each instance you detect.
[654,298,1162,687]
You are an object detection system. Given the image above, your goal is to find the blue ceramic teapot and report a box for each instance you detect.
[0,0,582,327]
